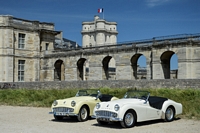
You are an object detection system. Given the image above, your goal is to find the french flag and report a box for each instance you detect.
[98,8,103,13]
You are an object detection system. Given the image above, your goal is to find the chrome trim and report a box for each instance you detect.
[95,110,122,122]
[96,110,114,117]
[53,107,71,112]
[96,116,122,122]
[51,107,77,116]
[91,115,96,118]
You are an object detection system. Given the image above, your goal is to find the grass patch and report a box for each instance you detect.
[0,88,200,119]
[148,88,200,119]
[0,89,78,107]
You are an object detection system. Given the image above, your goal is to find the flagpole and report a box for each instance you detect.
[98,8,104,19]
[103,8,104,19]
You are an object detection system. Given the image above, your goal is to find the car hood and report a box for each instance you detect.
[98,98,145,110]
[54,96,96,107]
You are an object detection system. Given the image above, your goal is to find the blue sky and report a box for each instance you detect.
[1,0,200,70]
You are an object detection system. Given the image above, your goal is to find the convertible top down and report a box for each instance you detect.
[49,89,118,122]
[93,90,182,128]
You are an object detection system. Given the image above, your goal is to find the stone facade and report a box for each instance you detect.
[1,15,200,83]
[81,16,118,47]
[42,36,200,81]
[1,79,200,89]
[0,15,61,82]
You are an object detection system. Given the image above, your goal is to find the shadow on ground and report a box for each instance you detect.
[92,117,181,129]
[50,116,95,123]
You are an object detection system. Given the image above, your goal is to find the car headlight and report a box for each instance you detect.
[96,103,100,109]
[114,104,120,111]
[53,100,58,106]
[71,101,76,107]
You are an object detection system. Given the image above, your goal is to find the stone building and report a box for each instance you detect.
[81,15,118,47]
[2,15,198,82]
[0,15,77,82]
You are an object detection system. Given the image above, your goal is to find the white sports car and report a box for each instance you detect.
[93,90,182,128]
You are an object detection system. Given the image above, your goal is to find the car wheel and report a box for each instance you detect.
[97,119,109,125]
[120,110,136,128]
[165,107,175,122]
[54,115,63,120]
[77,106,89,122]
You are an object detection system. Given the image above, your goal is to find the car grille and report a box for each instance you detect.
[53,107,72,112]
[96,110,116,117]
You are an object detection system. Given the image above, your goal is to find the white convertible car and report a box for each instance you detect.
[93,90,182,128]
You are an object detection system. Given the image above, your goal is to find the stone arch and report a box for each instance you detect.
[102,56,116,80]
[160,51,175,79]
[131,54,147,80]
[170,54,178,79]
[54,60,65,81]
[77,58,89,80]
[137,55,147,79]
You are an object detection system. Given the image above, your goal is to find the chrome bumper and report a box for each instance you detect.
[49,112,78,116]
[91,115,96,118]
[93,115,123,122]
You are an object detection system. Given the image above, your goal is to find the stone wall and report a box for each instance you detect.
[1,79,200,89]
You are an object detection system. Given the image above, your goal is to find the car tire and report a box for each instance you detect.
[120,110,136,128]
[77,106,89,122]
[97,119,109,125]
[165,106,175,122]
[54,115,63,120]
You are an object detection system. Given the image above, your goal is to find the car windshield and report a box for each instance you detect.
[75,89,99,97]
[123,90,150,100]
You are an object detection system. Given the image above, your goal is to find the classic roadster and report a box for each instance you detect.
[49,89,118,122]
[93,90,182,128]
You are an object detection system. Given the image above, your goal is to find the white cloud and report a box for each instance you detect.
[146,0,171,7]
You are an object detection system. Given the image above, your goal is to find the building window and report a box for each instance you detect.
[46,43,49,50]
[18,33,25,49]
[18,60,25,81]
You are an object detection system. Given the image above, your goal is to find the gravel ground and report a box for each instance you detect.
[0,105,200,133]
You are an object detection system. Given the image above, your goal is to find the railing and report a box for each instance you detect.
[53,33,200,53]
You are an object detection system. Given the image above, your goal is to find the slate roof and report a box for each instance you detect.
[54,37,81,49]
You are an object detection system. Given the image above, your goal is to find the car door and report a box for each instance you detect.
[145,102,161,120]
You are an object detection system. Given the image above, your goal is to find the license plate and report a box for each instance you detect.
[55,112,68,116]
